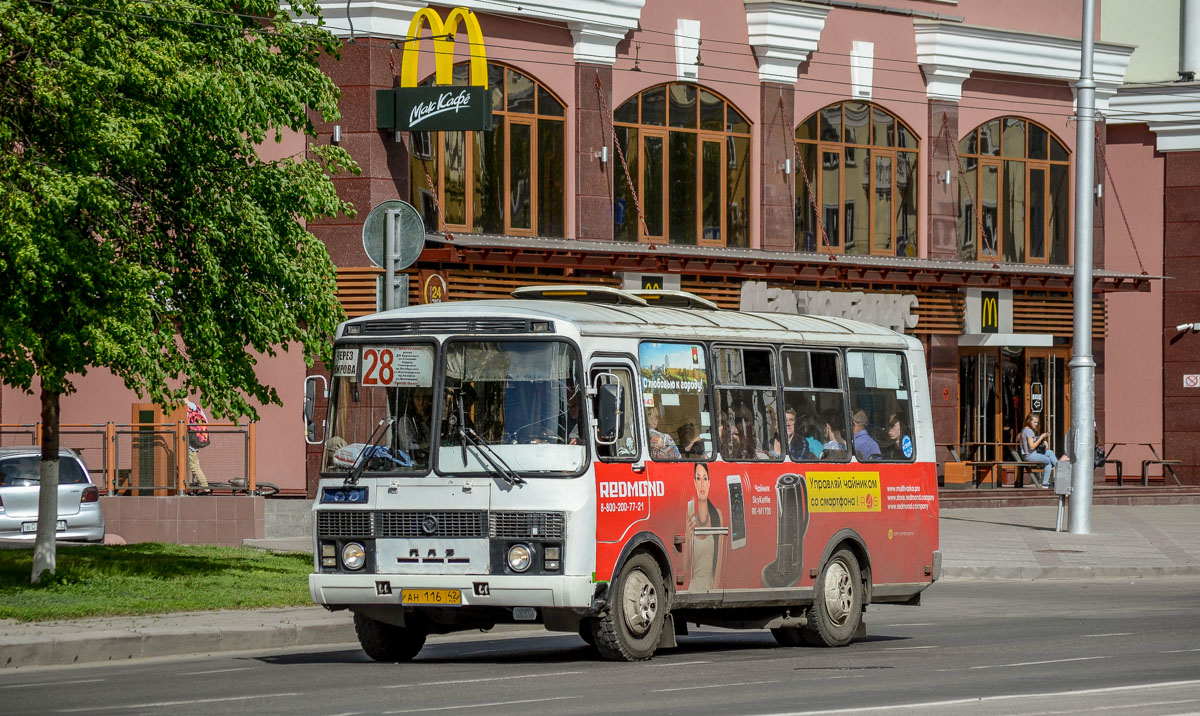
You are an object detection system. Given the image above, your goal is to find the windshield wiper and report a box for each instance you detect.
[346,417,396,486]
[458,426,525,486]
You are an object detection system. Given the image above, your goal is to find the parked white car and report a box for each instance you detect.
[0,447,105,543]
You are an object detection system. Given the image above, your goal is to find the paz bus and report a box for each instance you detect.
[304,286,940,662]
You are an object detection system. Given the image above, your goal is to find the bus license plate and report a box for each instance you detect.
[401,589,462,605]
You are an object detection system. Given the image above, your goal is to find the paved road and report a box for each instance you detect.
[4,578,1199,716]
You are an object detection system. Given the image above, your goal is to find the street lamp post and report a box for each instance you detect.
[1069,0,1097,534]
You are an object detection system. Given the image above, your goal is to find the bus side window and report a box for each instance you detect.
[638,342,712,461]
[847,350,914,462]
[592,367,638,460]
[713,346,780,461]
[782,349,849,462]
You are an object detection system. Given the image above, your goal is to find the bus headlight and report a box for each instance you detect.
[507,544,533,572]
[342,542,367,571]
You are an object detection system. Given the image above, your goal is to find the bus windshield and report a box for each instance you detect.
[324,344,436,475]
[439,340,586,476]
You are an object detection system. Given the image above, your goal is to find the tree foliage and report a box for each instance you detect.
[0,0,356,418]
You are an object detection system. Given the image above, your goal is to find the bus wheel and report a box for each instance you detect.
[594,553,666,661]
[771,626,805,647]
[354,612,427,662]
[803,549,863,647]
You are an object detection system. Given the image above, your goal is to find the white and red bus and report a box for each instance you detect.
[305,286,940,662]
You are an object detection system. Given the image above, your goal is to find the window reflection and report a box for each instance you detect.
[797,101,918,256]
[959,117,1069,265]
[412,63,566,237]
[614,83,751,247]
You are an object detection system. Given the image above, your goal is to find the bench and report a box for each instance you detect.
[1140,459,1182,487]
[991,448,1044,489]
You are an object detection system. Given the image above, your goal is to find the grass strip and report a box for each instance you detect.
[0,543,313,622]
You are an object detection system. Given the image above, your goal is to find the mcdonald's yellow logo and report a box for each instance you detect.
[981,291,999,333]
[400,7,488,89]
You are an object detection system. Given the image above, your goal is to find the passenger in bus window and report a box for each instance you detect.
[851,410,881,461]
[646,406,681,460]
[821,411,848,459]
[685,462,723,591]
[677,422,706,457]
[881,413,912,460]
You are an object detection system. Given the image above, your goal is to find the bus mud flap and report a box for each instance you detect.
[658,614,678,649]
[761,473,809,588]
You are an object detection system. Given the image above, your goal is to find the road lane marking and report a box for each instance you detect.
[966,655,1112,670]
[1,679,105,690]
[654,679,780,693]
[880,646,938,651]
[57,692,301,712]
[1162,647,1200,653]
[651,660,711,667]
[1022,698,1200,715]
[181,667,257,675]
[880,623,935,627]
[381,671,581,689]
[381,696,580,714]
[1083,633,1132,638]
[741,678,1200,715]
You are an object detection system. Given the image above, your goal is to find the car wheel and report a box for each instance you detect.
[353,612,426,662]
[593,553,667,661]
[802,548,863,647]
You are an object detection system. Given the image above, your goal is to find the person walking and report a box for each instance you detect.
[185,400,211,490]
[1019,412,1057,488]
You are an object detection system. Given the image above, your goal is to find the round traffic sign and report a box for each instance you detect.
[362,200,425,270]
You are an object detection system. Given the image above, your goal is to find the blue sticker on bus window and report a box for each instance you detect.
[901,435,913,459]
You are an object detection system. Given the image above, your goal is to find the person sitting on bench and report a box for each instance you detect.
[1018,412,1057,488]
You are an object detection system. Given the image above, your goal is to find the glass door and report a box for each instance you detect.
[959,351,999,461]
[1026,349,1069,455]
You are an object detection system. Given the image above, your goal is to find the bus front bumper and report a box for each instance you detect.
[309,572,597,610]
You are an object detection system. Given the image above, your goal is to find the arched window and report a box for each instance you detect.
[957,118,1070,264]
[411,63,566,237]
[613,84,751,247]
[795,102,918,256]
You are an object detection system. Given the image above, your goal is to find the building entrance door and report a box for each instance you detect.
[959,347,1070,462]
[1025,349,1069,456]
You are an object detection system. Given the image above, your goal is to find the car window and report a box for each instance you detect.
[0,456,89,485]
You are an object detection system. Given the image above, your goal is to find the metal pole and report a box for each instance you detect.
[1069,0,1097,534]
[384,209,397,311]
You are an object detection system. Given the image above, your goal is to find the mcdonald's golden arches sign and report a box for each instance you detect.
[980,291,999,334]
[376,7,493,132]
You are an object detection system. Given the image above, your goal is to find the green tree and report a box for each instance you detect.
[0,0,356,582]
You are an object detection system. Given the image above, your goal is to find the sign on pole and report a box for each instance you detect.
[362,200,424,311]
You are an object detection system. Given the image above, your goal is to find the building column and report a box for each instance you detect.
[308,38,410,267]
[927,100,959,260]
[760,83,795,252]
[1162,152,1200,484]
[1092,119,1107,452]
[928,333,959,481]
[576,63,613,242]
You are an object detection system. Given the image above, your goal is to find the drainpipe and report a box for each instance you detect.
[1183,0,1200,80]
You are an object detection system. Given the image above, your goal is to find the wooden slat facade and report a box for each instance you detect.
[336,265,1102,340]
[1013,294,1107,338]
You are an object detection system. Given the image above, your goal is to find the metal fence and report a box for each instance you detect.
[0,422,256,495]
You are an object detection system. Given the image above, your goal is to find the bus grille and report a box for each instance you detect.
[376,510,487,538]
[490,511,565,540]
[317,511,374,538]
[361,318,537,335]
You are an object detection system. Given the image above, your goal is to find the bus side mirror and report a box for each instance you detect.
[304,375,328,445]
[597,383,623,444]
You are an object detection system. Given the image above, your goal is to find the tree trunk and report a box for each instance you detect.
[31,388,61,584]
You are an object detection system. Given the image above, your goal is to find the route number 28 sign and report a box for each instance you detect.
[359,346,433,387]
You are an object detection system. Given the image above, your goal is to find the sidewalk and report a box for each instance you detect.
[2,504,1197,669]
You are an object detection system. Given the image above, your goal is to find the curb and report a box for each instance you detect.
[1,616,356,670]
[941,565,1200,580]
